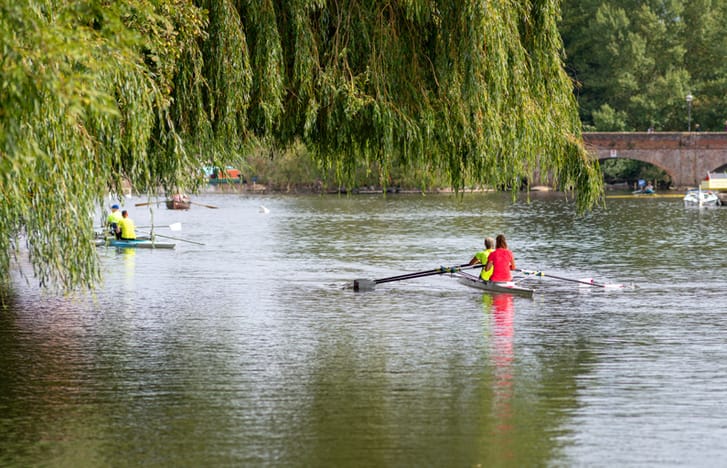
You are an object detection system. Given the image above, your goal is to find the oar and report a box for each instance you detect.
[137,230,205,246]
[354,263,483,291]
[136,223,182,231]
[134,201,164,207]
[517,269,626,289]
[190,201,219,209]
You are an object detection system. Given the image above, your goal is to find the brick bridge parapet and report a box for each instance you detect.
[582,132,727,188]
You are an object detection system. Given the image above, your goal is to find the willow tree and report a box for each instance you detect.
[195,0,602,200]
[1,1,206,291]
[1,0,602,292]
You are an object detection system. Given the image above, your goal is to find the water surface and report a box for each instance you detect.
[2,192,727,466]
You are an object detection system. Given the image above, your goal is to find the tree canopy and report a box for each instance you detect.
[1,0,602,291]
[560,0,727,131]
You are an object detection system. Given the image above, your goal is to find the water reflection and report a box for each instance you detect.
[121,248,136,290]
[482,293,516,460]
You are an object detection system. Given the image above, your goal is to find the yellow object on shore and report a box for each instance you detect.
[700,172,727,191]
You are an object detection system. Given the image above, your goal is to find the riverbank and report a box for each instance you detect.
[201,181,499,195]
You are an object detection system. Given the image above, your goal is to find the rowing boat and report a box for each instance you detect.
[166,194,192,210]
[94,237,175,249]
[455,272,534,297]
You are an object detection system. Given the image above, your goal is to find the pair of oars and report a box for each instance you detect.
[353,265,629,292]
[516,269,627,290]
[354,263,483,291]
[96,222,181,239]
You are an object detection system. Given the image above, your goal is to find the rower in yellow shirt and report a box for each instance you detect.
[468,236,495,280]
[116,210,136,240]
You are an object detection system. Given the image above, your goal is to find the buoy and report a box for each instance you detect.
[259,205,270,214]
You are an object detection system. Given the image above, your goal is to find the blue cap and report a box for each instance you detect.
[111,204,120,209]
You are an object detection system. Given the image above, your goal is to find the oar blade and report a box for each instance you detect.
[169,222,182,231]
[353,279,376,291]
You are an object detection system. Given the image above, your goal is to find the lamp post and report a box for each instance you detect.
[686,93,693,131]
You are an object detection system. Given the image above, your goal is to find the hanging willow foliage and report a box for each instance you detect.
[221,0,602,202]
[1,0,602,292]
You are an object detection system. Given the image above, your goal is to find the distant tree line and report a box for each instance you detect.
[560,0,727,132]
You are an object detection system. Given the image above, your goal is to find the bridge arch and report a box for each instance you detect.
[583,132,727,187]
[596,156,673,186]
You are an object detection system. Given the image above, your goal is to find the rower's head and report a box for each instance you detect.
[122,210,129,218]
[111,204,119,211]
[485,237,495,249]
[496,234,507,249]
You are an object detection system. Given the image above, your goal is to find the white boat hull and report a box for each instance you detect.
[456,273,534,297]
[683,189,721,208]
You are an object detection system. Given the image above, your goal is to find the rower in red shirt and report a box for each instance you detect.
[485,234,516,282]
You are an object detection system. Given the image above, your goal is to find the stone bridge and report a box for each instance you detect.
[583,132,727,187]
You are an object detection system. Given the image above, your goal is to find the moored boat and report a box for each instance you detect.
[683,188,721,208]
[94,237,175,249]
[455,272,534,297]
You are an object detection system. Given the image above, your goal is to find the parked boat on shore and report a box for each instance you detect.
[203,165,243,185]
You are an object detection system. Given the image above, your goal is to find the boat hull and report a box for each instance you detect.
[456,274,534,297]
[94,238,175,249]
[683,189,721,207]
[165,200,191,210]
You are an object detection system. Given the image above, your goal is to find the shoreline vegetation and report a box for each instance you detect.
[201,184,689,195]
[132,181,687,199]
[128,145,675,199]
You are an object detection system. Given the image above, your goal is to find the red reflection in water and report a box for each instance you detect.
[488,293,515,435]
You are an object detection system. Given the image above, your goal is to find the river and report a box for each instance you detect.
[2,192,726,466]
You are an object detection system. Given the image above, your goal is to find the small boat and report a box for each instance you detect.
[94,237,175,249]
[683,188,721,208]
[455,272,534,297]
[165,194,191,210]
[95,232,151,241]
